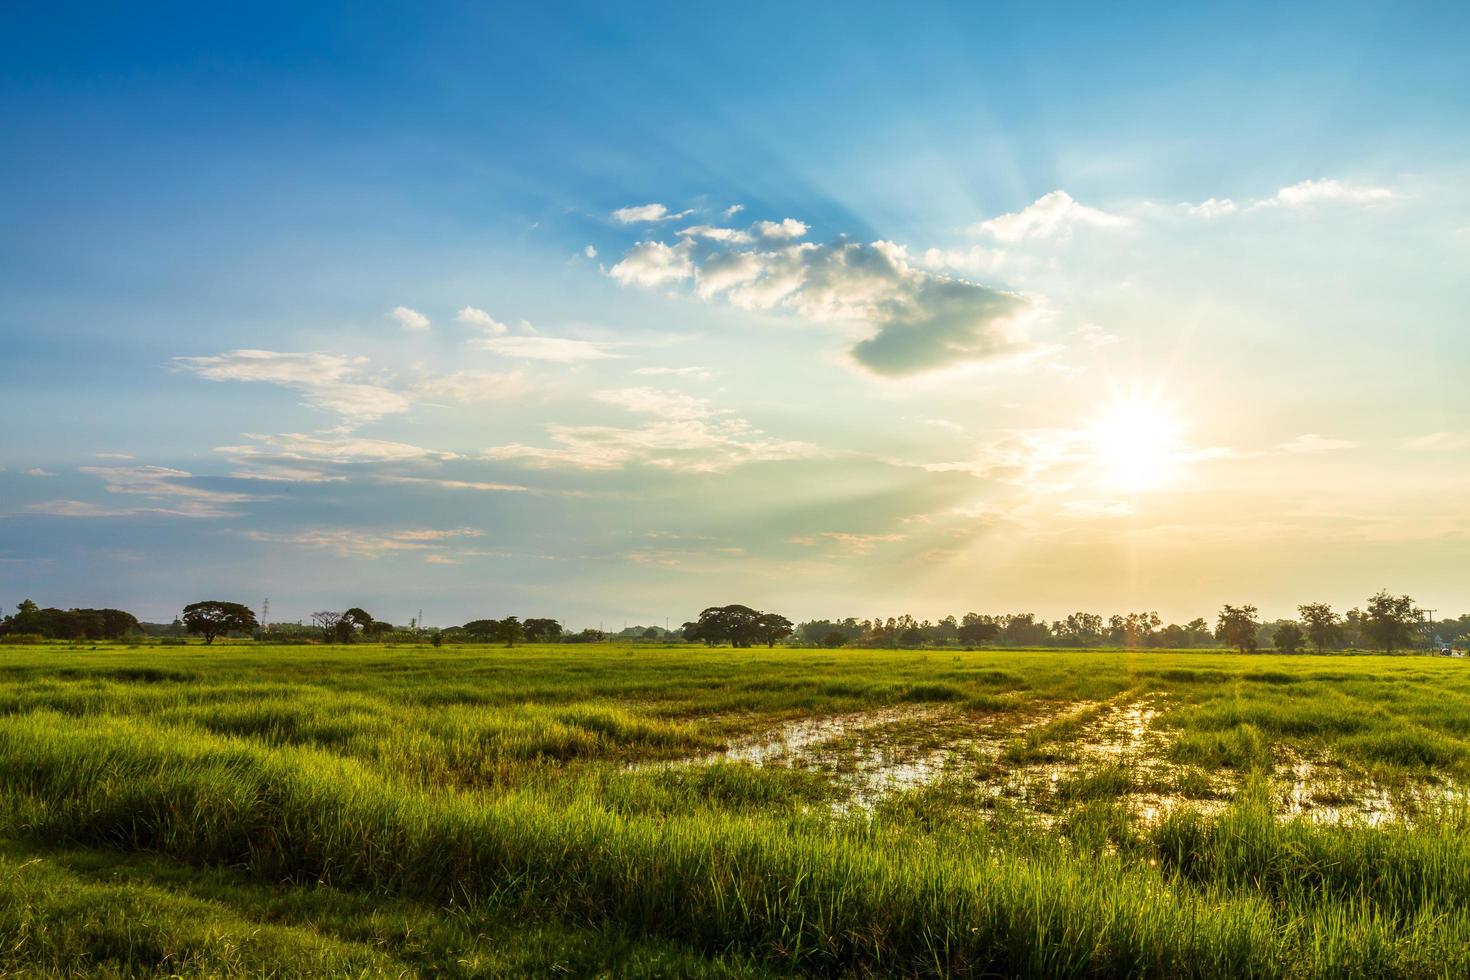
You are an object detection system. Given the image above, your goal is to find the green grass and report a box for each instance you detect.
[1,642,1469,976]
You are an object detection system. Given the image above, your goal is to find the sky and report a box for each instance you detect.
[2,1,1468,628]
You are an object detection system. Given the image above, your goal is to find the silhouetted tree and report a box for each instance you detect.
[753,613,795,647]
[1297,603,1342,652]
[183,601,257,645]
[1216,604,1260,654]
[1364,590,1419,654]
[1274,621,1305,654]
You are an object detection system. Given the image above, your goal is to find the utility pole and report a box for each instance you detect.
[261,598,269,633]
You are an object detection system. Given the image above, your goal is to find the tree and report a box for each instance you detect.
[1364,590,1420,654]
[182,601,257,645]
[1297,603,1342,653]
[1216,604,1260,654]
[338,607,376,643]
[1274,621,1305,654]
[752,613,794,648]
[523,618,563,643]
[957,613,1000,647]
[312,611,344,643]
[689,605,762,647]
[495,616,524,647]
[820,630,848,648]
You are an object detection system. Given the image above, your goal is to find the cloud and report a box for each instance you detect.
[391,306,430,331]
[583,244,598,259]
[411,369,526,404]
[1279,433,1357,454]
[593,387,718,419]
[1255,179,1398,209]
[455,306,509,333]
[1405,431,1470,451]
[23,468,55,477]
[173,350,411,423]
[613,234,1032,377]
[1062,500,1136,519]
[472,335,622,362]
[634,365,715,381]
[1186,197,1238,219]
[753,218,809,240]
[48,465,261,518]
[484,386,816,473]
[218,431,453,464]
[723,204,745,217]
[609,240,695,288]
[678,224,754,244]
[377,475,529,493]
[93,453,134,460]
[813,531,905,554]
[973,191,1129,242]
[244,526,483,560]
[611,203,687,223]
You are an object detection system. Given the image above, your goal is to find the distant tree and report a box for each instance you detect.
[495,615,524,647]
[689,605,763,647]
[1054,612,1104,647]
[523,618,563,643]
[642,626,662,640]
[182,601,258,645]
[462,619,499,641]
[1274,621,1305,654]
[753,613,795,648]
[1216,604,1260,654]
[820,630,848,648]
[957,613,1000,647]
[312,611,344,643]
[1297,603,1342,653]
[338,607,376,643]
[1363,590,1420,654]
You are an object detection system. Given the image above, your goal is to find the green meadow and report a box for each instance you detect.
[3,642,1470,977]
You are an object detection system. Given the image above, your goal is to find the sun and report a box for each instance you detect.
[1086,398,1183,492]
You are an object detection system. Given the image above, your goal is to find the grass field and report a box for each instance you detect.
[2,642,1469,977]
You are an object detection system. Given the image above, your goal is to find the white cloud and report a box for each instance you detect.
[611,203,687,223]
[752,218,809,240]
[723,204,745,218]
[244,526,483,560]
[634,365,715,382]
[173,350,411,423]
[813,531,905,554]
[23,468,55,477]
[583,244,598,259]
[680,238,1031,376]
[609,240,695,288]
[1405,431,1470,451]
[218,432,453,463]
[411,369,526,404]
[1279,433,1357,454]
[593,387,718,419]
[973,191,1129,242]
[1187,197,1238,219]
[93,453,134,460]
[54,465,260,518]
[27,500,144,518]
[485,413,816,473]
[392,306,431,331]
[472,335,621,362]
[455,306,509,333]
[1256,178,1398,209]
[378,475,529,493]
[678,224,754,244]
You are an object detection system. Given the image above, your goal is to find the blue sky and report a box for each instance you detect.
[3,2,1468,627]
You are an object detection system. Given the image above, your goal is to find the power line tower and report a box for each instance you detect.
[261,598,269,635]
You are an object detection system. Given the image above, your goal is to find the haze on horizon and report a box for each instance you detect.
[2,2,1468,628]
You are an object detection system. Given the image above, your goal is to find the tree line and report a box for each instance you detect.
[1,590,1458,655]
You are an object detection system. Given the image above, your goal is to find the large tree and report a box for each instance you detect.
[689,605,763,647]
[752,613,794,648]
[1363,590,1420,654]
[1297,603,1342,653]
[495,616,524,647]
[1274,621,1305,654]
[182,601,257,645]
[957,614,1001,647]
[523,618,563,643]
[1216,604,1260,654]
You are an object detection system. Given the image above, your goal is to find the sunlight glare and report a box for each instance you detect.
[1087,398,1183,492]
